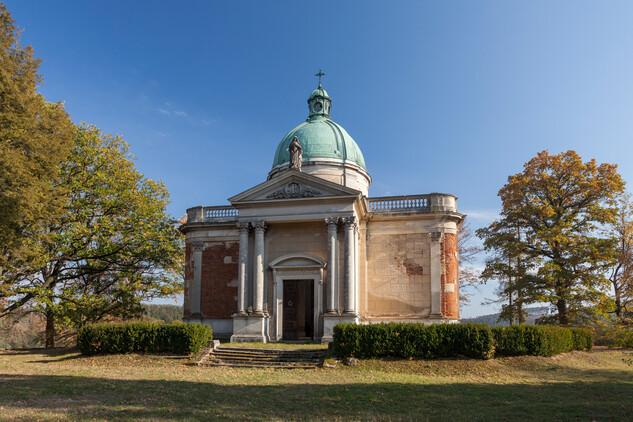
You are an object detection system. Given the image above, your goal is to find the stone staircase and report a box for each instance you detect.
[197,345,327,369]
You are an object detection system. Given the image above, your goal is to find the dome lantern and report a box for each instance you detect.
[307,70,331,118]
[269,73,371,195]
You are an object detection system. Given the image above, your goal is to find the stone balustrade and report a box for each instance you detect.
[187,205,238,223]
[368,193,457,214]
[186,193,457,223]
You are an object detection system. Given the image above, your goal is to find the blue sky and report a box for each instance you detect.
[7,1,633,317]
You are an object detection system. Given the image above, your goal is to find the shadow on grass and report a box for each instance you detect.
[0,371,631,421]
[23,348,104,364]
[28,352,188,364]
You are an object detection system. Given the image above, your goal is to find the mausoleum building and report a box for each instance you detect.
[180,80,465,342]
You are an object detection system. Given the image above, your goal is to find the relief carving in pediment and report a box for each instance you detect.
[265,181,324,199]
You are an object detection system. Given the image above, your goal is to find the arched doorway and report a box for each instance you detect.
[269,254,325,341]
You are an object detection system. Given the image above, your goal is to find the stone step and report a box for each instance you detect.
[215,348,326,357]
[208,359,323,367]
[213,351,325,360]
[200,361,318,369]
[206,356,322,364]
[209,354,323,362]
[200,346,328,369]
[211,357,322,364]
[218,347,326,354]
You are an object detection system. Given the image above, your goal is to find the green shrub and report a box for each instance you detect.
[332,323,593,360]
[333,322,494,359]
[492,325,592,356]
[594,321,633,348]
[570,327,593,351]
[78,321,212,355]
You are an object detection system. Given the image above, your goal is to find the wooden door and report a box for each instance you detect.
[303,281,314,339]
[283,280,299,340]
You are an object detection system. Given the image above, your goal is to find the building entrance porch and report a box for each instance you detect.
[270,254,324,341]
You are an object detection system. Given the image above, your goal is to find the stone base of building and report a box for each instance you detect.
[321,313,359,343]
[230,314,269,343]
[184,317,234,339]
[183,313,203,323]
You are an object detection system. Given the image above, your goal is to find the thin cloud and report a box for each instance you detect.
[155,106,188,117]
[461,209,500,223]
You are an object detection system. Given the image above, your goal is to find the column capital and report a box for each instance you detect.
[342,216,357,228]
[237,221,250,232]
[430,232,443,242]
[325,217,339,228]
[191,241,206,252]
[253,220,267,232]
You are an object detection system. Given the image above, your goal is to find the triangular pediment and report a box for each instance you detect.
[228,170,361,204]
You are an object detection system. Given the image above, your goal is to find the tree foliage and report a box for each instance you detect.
[605,195,633,320]
[477,150,625,325]
[143,303,183,323]
[479,226,536,325]
[0,4,74,274]
[1,125,184,346]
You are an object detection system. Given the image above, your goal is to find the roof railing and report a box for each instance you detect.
[186,193,457,222]
[369,195,431,213]
[187,206,238,223]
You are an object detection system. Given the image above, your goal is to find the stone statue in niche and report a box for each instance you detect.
[288,136,303,171]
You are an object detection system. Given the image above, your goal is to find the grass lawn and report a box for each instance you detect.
[0,347,632,421]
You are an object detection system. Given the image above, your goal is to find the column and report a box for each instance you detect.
[325,217,339,314]
[343,216,356,314]
[236,222,250,315]
[353,223,359,314]
[429,232,442,316]
[191,241,205,316]
[253,221,267,314]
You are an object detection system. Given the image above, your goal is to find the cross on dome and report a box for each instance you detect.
[315,69,325,88]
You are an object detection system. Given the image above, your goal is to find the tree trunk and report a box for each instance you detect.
[508,288,515,325]
[556,298,568,326]
[518,299,526,324]
[614,289,622,319]
[45,308,55,349]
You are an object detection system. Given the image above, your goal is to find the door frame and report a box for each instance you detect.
[270,254,324,341]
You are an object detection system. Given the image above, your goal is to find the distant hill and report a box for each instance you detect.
[143,304,183,323]
[462,306,552,326]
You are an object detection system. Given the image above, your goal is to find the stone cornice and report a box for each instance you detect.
[367,211,465,223]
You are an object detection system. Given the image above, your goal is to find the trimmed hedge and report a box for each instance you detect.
[491,325,592,356]
[571,327,593,352]
[78,321,212,355]
[492,325,567,356]
[332,323,594,359]
[333,322,495,359]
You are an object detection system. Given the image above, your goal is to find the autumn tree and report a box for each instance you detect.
[478,225,535,324]
[605,195,633,320]
[0,4,74,276]
[1,125,184,347]
[477,150,625,326]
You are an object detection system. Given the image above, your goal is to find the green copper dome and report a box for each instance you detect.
[272,86,367,171]
[309,87,329,100]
